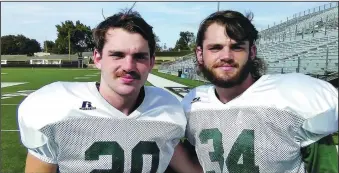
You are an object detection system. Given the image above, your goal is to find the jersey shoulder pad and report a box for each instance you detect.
[269,73,338,115]
[18,82,71,130]
[145,86,182,106]
[268,73,338,134]
[18,82,69,149]
[142,86,186,127]
[181,84,213,112]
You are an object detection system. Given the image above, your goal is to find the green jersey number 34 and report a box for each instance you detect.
[199,128,259,173]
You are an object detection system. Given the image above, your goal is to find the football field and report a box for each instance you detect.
[1,68,337,172]
[1,68,101,172]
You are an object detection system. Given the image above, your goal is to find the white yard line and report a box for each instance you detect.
[1,130,19,132]
[74,77,91,79]
[1,82,27,88]
[1,104,18,106]
[147,74,188,101]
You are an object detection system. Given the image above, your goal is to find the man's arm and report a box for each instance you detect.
[301,134,338,173]
[25,152,57,173]
[167,140,203,173]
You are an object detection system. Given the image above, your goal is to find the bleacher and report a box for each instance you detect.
[259,3,338,44]
[257,2,338,76]
[158,2,338,84]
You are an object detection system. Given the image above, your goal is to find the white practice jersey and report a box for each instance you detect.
[18,82,186,173]
[182,73,338,173]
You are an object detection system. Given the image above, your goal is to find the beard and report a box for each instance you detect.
[200,57,252,88]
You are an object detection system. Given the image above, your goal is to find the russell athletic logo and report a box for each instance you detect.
[79,101,96,110]
[191,97,201,103]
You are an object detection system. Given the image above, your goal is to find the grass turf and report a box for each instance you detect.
[151,69,208,88]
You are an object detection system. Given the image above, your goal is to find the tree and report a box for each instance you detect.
[155,34,162,52]
[54,20,94,56]
[174,31,195,51]
[43,40,55,53]
[188,41,196,51]
[1,34,41,55]
[24,39,41,56]
[1,35,17,54]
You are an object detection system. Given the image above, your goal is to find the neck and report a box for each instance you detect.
[97,82,143,115]
[215,74,255,104]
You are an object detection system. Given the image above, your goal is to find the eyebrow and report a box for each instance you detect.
[206,41,246,48]
[108,50,149,57]
[230,41,246,46]
[206,43,223,48]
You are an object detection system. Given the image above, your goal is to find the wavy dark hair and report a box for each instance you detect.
[93,9,155,57]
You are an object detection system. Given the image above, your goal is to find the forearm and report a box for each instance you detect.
[25,152,58,173]
[169,143,203,173]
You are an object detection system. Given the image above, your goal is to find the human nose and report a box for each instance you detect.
[219,46,233,61]
[122,56,136,71]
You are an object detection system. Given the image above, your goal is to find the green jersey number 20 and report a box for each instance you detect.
[199,128,259,173]
[85,141,160,173]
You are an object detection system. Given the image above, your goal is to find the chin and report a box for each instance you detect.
[115,85,140,96]
[215,71,237,80]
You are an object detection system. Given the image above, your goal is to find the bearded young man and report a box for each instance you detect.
[173,10,338,173]
[18,10,187,173]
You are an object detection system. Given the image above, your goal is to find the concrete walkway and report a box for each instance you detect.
[147,73,187,101]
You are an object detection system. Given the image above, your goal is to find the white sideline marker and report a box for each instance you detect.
[74,77,91,79]
[1,130,19,132]
[1,82,27,88]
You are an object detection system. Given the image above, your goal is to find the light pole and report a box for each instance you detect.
[68,30,71,61]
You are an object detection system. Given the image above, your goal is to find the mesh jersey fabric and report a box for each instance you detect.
[18,82,186,173]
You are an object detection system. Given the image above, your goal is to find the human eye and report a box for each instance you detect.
[134,53,149,61]
[231,45,245,52]
[109,52,124,59]
[208,45,223,52]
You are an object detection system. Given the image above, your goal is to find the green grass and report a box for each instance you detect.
[145,81,153,86]
[1,68,152,173]
[332,132,338,145]
[151,69,208,88]
[1,68,101,173]
[1,132,26,173]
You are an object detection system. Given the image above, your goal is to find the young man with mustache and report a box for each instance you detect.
[18,10,187,173]
[171,10,338,173]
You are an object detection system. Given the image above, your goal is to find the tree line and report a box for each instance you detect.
[1,20,196,56]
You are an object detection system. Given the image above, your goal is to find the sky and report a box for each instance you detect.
[1,1,334,49]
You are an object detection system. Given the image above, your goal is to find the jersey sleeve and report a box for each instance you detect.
[280,74,338,147]
[17,82,61,164]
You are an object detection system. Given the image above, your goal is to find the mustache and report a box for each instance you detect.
[212,60,239,68]
[115,71,141,80]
